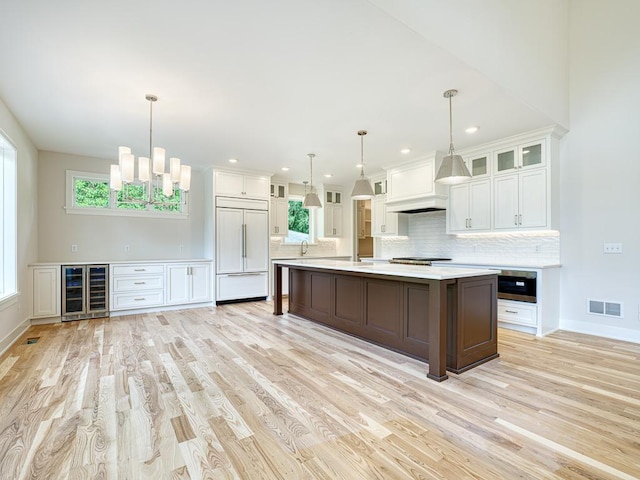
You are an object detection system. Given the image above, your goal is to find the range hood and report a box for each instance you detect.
[383,151,448,214]
[385,196,447,214]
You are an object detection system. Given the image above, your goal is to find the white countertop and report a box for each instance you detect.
[273,258,498,281]
[432,260,561,269]
[29,259,212,267]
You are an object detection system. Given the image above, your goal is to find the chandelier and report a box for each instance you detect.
[109,94,191,206]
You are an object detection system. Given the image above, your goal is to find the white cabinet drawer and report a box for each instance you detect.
[112,264,164,276]
[498,301,537,327]
[217,273,268,301]
[111,291,164,310]
[112,275,164,292]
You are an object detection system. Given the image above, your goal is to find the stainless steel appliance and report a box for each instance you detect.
[389,257,452,265]
[62,264,109,321]
[497,269,537,303]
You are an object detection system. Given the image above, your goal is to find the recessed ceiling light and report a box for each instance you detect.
[324,173,333,178]
[281,167,290,171]
[228,158,238,163]
[465,126,479,134]
[400,148,411,154]
[356,164,363,169]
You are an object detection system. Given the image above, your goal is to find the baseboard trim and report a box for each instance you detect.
[109,302,214,318]
[0,317,31,357]
[559,319,640,344]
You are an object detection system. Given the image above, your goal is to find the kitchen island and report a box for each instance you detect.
[273,259,499,381]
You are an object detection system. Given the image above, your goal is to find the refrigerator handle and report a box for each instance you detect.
[242,223,247,258]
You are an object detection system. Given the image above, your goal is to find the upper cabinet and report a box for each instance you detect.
[493,139,545,175]
[318,187,343,237]
[447,126,564,233]
[214,171,270,199]
[270,183,288,236]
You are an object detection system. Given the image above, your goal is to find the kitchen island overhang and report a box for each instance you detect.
[273,259,500,382]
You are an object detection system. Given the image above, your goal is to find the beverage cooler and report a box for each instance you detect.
[61,264,109,321]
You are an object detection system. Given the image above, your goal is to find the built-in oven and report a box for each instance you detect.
[498,270,537,303]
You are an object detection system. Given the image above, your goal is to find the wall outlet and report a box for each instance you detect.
[124,244,130,253]
[71,244,77,253]
[603,243,622,254]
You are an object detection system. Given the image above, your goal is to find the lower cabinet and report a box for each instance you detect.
[166,263,211,305]
[111,261,213,314]
[217,272,269,302]
[30,266,61,319]
[111,264,165,311]
[498,300,537,327]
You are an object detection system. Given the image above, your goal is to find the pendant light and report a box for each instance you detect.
[435,89,471,184]
[351,130,375,199]
[303,153,322,208]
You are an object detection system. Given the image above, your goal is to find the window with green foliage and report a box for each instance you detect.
[66,170,187,217]
[286,199,310,243]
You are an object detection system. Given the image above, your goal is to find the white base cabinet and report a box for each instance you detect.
[30,266,61,319]
[166,263,212,305]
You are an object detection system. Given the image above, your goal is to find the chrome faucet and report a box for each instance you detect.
[301,240,309,256]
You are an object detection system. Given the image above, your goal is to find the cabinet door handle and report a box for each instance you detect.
[519,214,522,225]
[468,218,472,228]
[134,268,146,272]
[134,281,146,285]
[514,215,518,225]
[505,309,519,314]
[134,297,146,301]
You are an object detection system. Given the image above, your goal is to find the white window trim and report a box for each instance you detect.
[0,129,17,302]
[283,194,317,245]
[65,170,189,219]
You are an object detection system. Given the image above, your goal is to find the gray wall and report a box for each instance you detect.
[37,151,206,262]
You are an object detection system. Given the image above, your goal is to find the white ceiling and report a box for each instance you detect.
[0,0,563,188]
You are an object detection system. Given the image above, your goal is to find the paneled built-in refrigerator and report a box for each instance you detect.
[62,264,109,321]
[215,197,269,302]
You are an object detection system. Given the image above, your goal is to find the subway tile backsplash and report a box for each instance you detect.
[379,211,560,264]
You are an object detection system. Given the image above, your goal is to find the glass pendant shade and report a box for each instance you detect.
[435,154,471,184]
[152,147,165,175]
[179,165,191,191]
[170,157,181,182]
[138,157,150,182]
[121,153,135,183]
[110,164,122,191]
[162,173,172,197]
[303,192,322,208]
[351,177,374,199]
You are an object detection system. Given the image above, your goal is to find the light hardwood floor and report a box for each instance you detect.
[1,301,639,479]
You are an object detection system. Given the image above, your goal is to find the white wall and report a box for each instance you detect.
[370,0,570,128]
[37,151,205,262]
[558,0,640,341]
[0,97,38,352]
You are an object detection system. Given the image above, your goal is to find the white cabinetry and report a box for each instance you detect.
[372,196,407,236]
[30,266,61,319]
[270,198,288,236]
[494,168,547,230]
[319,189,343,237]
[110,264,165,311]
[214,171,270,199]
[447,179,491,233]
[498,300,537,327]
[494,139,545,175]
[166,262,211,305]
[216,197,269,301]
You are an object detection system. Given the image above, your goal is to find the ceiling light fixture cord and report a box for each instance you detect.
[448,92,455,156]
[360,132,365,177]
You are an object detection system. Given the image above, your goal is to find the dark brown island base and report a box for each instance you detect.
[273,259,499,382]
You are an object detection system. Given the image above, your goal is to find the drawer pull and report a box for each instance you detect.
[505,309,519,314]
[134,268,146,272]
[134,282,146,285]
[134,298,146,301]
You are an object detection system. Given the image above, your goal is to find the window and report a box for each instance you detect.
[0,132,17,302]
[66,170,187,218]
[285,196,315,243]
